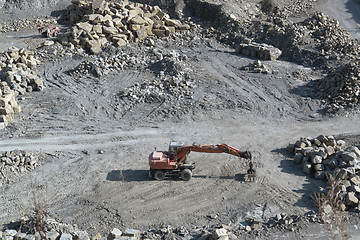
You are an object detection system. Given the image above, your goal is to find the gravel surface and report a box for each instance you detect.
[0,0,360,239]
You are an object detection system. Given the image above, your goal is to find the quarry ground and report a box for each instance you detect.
[1,0,360,239]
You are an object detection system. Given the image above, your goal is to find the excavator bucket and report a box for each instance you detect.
[244,161,257,182]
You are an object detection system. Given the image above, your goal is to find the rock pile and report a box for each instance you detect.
[303,12,360,57]
[0,150,41,185]
[61,0,190,54]
[241,60,277,74]
[0,47,44,94]
[0,47,43,128]
[236,41,282,61]
[67,46,150,77]
[119,72,194,110]
[315,62,360,113]
[0,225,250,240]
[289,135,360,210]
[275,0,319,19]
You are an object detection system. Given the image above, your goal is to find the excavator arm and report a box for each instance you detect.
[174,143,252,164]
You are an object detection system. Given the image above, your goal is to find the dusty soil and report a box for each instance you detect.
[1,0,360,239]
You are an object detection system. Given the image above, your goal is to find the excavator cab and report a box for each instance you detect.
[168,142,184,154]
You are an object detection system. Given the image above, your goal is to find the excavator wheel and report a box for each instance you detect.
[154,170,165,180]
[181,169,192,181]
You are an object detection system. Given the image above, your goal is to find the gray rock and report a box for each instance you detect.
[107,228,122,240]
[327,158,338,169]
[303,162,312,175]
[23,235,35,240]
[337,140,346,148]
[311,155,323,164]
[122,229,140,238]
[4,230,17,237]
[212,228,228,239]
[72,231,88,240]
[347,146,360,157]
[341,152,357,163]
[293,153,303,164]
[347,192,359,207]
[15,232,27,240]
[314,171,325,179]
[314,164,324,172]
[60,233,73,240]
[45,232,60,240]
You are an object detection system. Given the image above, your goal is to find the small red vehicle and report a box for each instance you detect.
[148,142,254,181]
[37,24,60,38]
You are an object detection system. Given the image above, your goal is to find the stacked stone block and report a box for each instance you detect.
[236,41,282,61]
[0,47,43,128]
[61,0,190,54]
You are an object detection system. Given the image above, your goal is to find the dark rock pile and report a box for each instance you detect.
[315,62,360,113]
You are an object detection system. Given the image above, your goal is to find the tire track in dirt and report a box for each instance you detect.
[195,52,311,119]
[0,128,160,152]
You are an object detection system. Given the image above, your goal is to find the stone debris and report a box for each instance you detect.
[236,40,282,61]
[0,150,42,185]
[67,47,195,117]
[0,46,43,128]
[241,60,277,74]
[289,135,360,210]
[228,11,360,112]
[302,12,359,57]
[60,0,190,54]
[0,18,57,33]
[0,210,338,240]
[314,62,360,113]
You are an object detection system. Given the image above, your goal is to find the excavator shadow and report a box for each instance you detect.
[193,174,254,182]
[193,175,234,180]
[106,170,256,182]
[106,169,150,182]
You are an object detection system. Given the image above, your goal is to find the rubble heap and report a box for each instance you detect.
[236,40,282,61]
[0,150,41,185]
[303,12,360,57]
[117,49,193,111]
[289,135,360,210]
[0,47,44,94]
[241,60,277,74]
[315,62,360,113]
[0,211,334,240]
[275,0,319,19]
[61,0,190,54]
[0,18,57,33]
[0,47,44,128]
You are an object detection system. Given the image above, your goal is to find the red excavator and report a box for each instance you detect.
[148,142,255,181]
[37,24,60,38]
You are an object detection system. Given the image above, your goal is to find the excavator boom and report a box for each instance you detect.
[174,143,251,165]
